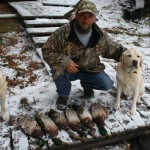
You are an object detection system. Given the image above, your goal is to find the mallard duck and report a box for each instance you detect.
[91,102,108,127]
[65,108,87,141]
[35,114,58,137]
[65,108,81,131]
[78,107,94,129]
[48,109,69,130]
[18,116,43,138]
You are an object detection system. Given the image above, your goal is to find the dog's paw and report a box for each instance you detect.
[137,98,141,104]
[130,108,137,115]
[2,113,10,121]
[114,103,120,110]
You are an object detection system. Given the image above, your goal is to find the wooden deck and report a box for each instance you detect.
[1,89,150,150]
[1,0,150,149]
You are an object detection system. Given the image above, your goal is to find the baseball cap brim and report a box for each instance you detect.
[78,9,96,15]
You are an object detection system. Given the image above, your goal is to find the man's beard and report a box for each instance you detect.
[75,21,92,34]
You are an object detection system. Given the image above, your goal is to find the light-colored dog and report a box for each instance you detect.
[114,48,145,115]
[0,70,9,121]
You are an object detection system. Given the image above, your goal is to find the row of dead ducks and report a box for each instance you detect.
[17,102,109,147]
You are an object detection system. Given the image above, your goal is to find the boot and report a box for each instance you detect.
[56,96,68,110]
[84,88,94,99]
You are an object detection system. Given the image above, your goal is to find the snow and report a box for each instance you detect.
[0,0,150,149]
[26,27,59,34]
[38,0,80,6]
[9,1,73,18]
[0,14,18,18]
[24,18,69,25]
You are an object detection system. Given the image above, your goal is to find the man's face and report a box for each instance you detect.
[75,12,96,30]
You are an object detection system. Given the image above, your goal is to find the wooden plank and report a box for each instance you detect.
[36,48,51,73]
[124,96,150,126]
[26,27,58,35]
[0,123,11,150]
[111,93,149,130]
[98,91,116,109]
[24,18,69,27]
[12,128,29,150]
[100,88,149,130]
[1,120,149,150]
[45,127,150,150]
[128,112,145,127]
[105,114,125,134]
[138,102,150,126]
[0,14,18,18]
[9,1,74,19]
[114,111,138,131]
[32,36,49,46]
[122,98,147,128]
[97,91,147,133]
[113,99,140,131]
[145,86,150,93]
[47,130,73,149]
[142,93,150,108]
[97,92,125,134]
[38,0,80,7]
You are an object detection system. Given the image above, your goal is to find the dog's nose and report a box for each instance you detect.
[132,60,138,67]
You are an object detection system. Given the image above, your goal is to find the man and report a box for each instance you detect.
[42,0,126,110]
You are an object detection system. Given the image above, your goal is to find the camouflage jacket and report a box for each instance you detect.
[42,19,126,79]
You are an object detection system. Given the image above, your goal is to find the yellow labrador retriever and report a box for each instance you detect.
[0,70,9,121]
[114,48,145,115]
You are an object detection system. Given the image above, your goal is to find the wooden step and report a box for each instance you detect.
[32,36,49,46]
[38,0,80,7]
[24,18,69,27]
[0,14,18,18]
[9,1,74,19]
[26,27,58,36]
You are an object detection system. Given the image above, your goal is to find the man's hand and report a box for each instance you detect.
[66,62,79,73]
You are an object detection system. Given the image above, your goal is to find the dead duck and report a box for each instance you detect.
[18,116,43,138]
[76,106,97,138]
[78,107,94,129]
[65,107,81,131]
[48,109,69,130]
[35,113,58,137]
[91,103,109,136]
[65,107,87,141]
[48,109,84,141]
[91,102,108,127]
[35,113,70,146]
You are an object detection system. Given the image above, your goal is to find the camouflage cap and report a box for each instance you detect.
[76,0,97,15]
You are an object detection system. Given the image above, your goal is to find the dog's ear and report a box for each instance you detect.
[120,55,124,64]
[140,55,143,67]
